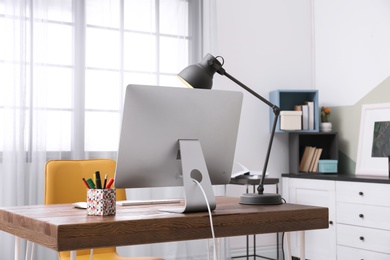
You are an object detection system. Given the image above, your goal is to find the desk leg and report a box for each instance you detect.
[15,237,20,260]
[70,251,76,260]
[299,231,305,260]
[216,238,221,259]
[30,242,35,260]
[285,232,291,260]
[25,241,35,260]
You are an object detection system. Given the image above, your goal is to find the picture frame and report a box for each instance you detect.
[356,103,390,176]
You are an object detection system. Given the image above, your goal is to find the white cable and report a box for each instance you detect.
[192,179,218,260]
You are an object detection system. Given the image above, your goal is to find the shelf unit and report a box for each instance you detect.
[269,90,319,133]
[289,132,338,174]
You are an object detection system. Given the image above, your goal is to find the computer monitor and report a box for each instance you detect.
[115,84,243,213]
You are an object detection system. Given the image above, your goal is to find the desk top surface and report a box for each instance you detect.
[0,196,328,252]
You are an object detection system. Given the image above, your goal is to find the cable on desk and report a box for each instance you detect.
[192,178,218,260]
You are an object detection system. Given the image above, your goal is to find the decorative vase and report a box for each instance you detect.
[320,122,332,132]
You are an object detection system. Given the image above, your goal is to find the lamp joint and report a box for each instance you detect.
[272,105,280,115]
[257,185,265,195]
[208,57,226,75]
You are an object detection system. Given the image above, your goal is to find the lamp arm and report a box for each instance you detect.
[257,108,279,194]
[223,71,280,195]
[207,56,277,111]
[224,73,277,112]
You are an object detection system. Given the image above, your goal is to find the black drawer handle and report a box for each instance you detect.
[359,236,365,241]
[329,221,333,225]
[359,214,364,219]
[359,191,364,196]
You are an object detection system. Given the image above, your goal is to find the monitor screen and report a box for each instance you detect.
[115,84,243,212]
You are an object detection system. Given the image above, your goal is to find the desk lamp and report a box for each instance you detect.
[178,53,282,205]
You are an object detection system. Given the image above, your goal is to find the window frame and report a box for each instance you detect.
[0,0,203,161]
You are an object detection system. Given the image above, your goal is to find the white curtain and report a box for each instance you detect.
[0,0,225,259]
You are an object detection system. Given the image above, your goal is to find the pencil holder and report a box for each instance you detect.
[87,189,116,216]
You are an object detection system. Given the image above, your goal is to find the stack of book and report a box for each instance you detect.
[294,101,315,130]
[299,146,323,173]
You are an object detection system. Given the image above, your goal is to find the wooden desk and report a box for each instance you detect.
[0,196,328,258]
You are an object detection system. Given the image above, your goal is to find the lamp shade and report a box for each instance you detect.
[177,53,220,89]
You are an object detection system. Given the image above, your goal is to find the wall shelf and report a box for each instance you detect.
[269,90,319,133]
[288,132,338,174]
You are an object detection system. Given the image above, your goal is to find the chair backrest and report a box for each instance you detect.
[44,159,127,258]
[45,159,126,204]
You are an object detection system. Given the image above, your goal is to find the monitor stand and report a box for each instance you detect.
[160,139,216,213]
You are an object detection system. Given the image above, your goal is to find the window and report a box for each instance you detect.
[0,0,202,158]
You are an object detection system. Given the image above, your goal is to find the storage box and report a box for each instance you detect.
[280,111,302,130]
[87,189,116,216]
[318,160,338,173]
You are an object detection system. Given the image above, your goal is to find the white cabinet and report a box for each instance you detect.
[336,181,390,258]
[282,177,336,260]
[283,176,390,259]
[337,245,390,260]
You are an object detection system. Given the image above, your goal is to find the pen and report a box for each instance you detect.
[82,178,90,189]
[92,173,96,188]
[106,178,114,189]
[103,174,108,189]
[95,171,102,189]
[86,178,96,189]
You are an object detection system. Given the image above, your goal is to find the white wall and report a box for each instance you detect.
[213,0,313,181]
[213,0,390,176]
[212,0,390,256]
[314,0,390,107]
[213,0,314,255]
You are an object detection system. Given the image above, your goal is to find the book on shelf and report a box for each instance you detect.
[299,146,322,173]
[301,104,309,130]
[310,148,323,172]
[294,105,307,130]
[299,146,315,172]
[304,101,314,130]
[298,146,310,171]
[294,102,313,130]
[309,148,322,172]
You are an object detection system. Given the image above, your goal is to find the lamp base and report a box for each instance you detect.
[239,193,283,205]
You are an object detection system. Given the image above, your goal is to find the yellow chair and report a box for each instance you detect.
[44,159,164,260]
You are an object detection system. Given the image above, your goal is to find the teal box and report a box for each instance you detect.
[318,160,338,173]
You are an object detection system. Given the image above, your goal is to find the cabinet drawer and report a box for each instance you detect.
[337,202,390,230]
[336,181,390,207]
[338,245,390,260]
[337,224,390,254]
